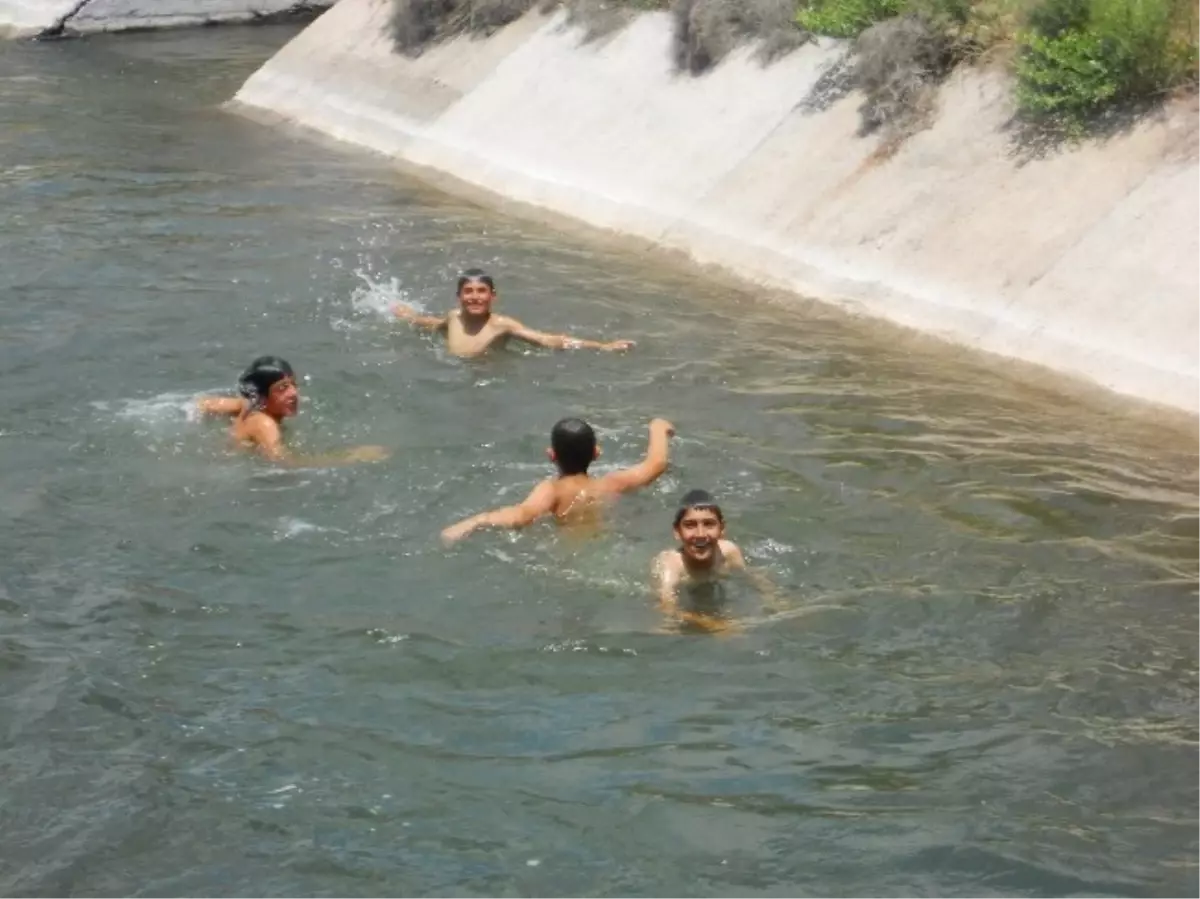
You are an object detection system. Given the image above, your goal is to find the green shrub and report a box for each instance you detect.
[1089,0,1195,95]
[1014,28,1120,126]
[795,0,975,39]
[1015,0,1197,133]
[1025,0,1088,36]
[795,0,907,38]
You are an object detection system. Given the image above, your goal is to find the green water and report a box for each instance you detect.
[0,25,1196,897]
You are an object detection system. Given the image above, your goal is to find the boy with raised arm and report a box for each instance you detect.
[652,490,781,633]
[394,268,634,358]
[196,355,387,466]
[441,417,674,544]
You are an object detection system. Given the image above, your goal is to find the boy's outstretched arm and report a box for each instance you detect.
[652,552,681,613]
[196,395,247,417]
[504,317,634,352]
[598,418,675,494]
[393,301,448,332]
[441,479,557,545]
[243,416,388,467]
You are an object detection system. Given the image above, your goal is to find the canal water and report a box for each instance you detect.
[0,24,1196,897]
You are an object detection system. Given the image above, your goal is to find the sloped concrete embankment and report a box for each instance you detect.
[0,0,331,38]
[231,0,1199,414]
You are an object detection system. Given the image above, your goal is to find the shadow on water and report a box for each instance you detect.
[0,23,1195,899]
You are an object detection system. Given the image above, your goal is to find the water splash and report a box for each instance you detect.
[347,268,423,321]
[95,391,206,428]
[272,517,340,541]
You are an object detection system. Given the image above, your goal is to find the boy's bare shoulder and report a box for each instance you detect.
[719,539,745,566]
[492,313,525,332]
[235,411,280,443]
[653,548,684,575]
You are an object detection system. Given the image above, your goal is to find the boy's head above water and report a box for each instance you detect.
[238,355,299,419]
[456,268,496,318]
[673,489,726,566]
[549,417,598,475]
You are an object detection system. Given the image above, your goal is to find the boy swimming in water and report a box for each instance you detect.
[652,490,779,633]
[440,416,674,544]
[196,356,387,465]
[393,268,634,358]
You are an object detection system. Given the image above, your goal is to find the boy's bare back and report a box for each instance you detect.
[527,464,667,525]
[441,418,674,544]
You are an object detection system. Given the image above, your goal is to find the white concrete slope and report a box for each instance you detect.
[0,0,77,35]
[232,0,1199,414]
[1,0,331,37]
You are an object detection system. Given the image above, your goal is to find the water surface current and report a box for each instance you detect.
[1,26,1197,897]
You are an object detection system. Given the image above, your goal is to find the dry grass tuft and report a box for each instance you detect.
[671,0,809,73]
[853,14,950,139]
[388,0,806,68]
[389,0,541,54]
[560,0,640,42]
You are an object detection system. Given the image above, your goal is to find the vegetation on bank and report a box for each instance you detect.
[389,0,1198,140]
[797,0,1198,136]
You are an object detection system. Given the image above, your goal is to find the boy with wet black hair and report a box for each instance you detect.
[440,416,675,544]
[393,268,635,358]
[652,489,780,632]
[196,356,387,465]
[196,354,291,420]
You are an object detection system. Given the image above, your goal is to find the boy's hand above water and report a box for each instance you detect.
[440,520,475,546]
[344,445,390,463]
[596,417,675,494]
[602,339,636,352]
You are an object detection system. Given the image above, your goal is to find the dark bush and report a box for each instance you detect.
[854,13,950,136]
[672,0,808,73]
[561,0,669,41]
[1026,0,1090,37]
[388,0,540,54]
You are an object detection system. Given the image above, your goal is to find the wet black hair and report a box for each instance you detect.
[550,417,596,476]
[456,268,496,294]
[673,489,724,527]
[237,355,295,408]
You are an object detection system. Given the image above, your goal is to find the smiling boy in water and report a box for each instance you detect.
[196,355,386,465]
[440,416,674,544]
[652,490,779,633]
[393,268,634,357]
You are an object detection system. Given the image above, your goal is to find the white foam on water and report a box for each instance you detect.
[95,391,209,431]
[368,629,410,645]
[348,268,423,322]
[272,517,335,541]
[747,538,796,558]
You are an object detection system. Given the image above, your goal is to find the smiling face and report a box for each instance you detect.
[457,278,496,318]
[674,506,725,566]
[263,376,299,419]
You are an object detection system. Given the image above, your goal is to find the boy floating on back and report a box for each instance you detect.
[196,355,387,465]
[393,269,634,358]
[440,416,675,544]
